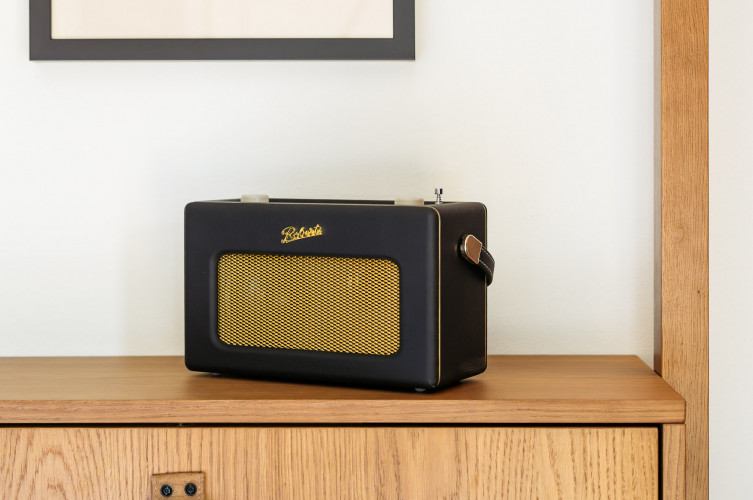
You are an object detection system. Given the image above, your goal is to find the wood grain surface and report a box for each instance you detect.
[0,355,683,424]
[0,426,658,500]
[658,0,709,498]
[662,424,686,500]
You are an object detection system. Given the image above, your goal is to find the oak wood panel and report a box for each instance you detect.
[0,427,658,500]
[662,424,686,500]
[657,1,709,498]
[0,355,684,424]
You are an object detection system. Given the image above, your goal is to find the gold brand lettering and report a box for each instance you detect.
[281,224,323,244]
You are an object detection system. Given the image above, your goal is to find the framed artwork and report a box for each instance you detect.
[29,0,414,60]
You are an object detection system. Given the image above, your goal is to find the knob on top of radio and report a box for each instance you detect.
[240,194,270,203]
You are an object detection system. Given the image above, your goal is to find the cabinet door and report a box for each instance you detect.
[1,426,657,499]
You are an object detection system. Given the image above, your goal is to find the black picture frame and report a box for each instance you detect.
[30,0,414,60]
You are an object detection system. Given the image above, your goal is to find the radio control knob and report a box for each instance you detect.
[394,197,425,206]
[240,194,270,203]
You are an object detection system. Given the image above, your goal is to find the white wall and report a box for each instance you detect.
[0,0,656,361]
[7,0,750,497]
[710,1,753,498]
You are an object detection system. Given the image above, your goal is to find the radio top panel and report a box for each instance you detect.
[231,187,448,206]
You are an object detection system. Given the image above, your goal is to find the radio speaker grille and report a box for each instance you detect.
[217,253,400,355]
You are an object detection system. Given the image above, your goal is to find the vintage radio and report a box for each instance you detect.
[184,191,495,390]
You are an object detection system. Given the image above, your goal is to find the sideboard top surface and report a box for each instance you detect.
[0,355,684,424]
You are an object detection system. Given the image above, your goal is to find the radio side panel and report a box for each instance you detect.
[434,202,488,387]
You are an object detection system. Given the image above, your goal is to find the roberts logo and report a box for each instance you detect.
[281,224,323,244]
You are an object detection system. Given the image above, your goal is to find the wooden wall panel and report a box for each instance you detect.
[657,0,709,499]
[0,426,658,500]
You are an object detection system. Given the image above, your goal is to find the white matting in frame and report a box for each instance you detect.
[51,0,394,39]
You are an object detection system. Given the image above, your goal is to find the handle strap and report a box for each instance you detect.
[459,234,495,285]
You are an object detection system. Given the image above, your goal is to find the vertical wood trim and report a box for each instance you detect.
[663,424,686,500]
[657,1,709,499]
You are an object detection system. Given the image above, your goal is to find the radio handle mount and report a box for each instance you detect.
[459,234,495,285]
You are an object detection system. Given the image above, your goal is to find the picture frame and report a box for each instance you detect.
[29,0,414,60]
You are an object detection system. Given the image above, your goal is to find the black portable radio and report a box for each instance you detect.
[184,191,495,390]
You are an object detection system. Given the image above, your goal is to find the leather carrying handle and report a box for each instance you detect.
[459,234,495,285]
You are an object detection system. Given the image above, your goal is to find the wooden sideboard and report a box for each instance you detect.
[0,355,684,499]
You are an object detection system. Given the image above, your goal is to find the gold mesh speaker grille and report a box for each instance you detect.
[217,253,400,355]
